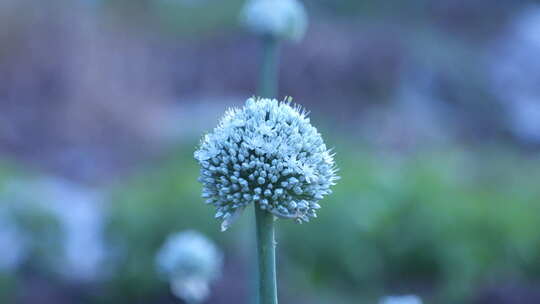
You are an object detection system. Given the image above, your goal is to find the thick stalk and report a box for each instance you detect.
[255,34,280,304]
[254,206,277,304]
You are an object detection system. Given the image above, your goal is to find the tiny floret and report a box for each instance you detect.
[195,97,338,230]
[240,0,308,42]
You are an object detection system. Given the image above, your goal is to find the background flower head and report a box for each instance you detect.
[240,0,308,41]
[156,230,223,303]
[380,295,423,304]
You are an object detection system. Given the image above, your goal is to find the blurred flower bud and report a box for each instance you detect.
[2,177,105,281]
[489,6,540,144]
[240,0,308,42]
[194,97,338,231]
[380,295,423,304]
[156,230,223,303]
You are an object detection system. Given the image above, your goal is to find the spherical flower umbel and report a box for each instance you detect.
[240,0,308,42]
[195,97,338,231]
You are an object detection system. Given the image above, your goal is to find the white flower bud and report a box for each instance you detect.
[156,230,223,303]
[380,295,423,304]
[240,0,308,41]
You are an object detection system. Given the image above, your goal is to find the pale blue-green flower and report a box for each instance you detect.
[380,295,423,304]
[156,230,223,303]
[195,97,338,231]
[240,0,308,42]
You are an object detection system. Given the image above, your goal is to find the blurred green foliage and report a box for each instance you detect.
[106,0,245,36]
[0,164,63,302]
[104,141,540,303]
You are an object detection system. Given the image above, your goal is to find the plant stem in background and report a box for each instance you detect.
[255,34,280,304]
[259,35,280,98]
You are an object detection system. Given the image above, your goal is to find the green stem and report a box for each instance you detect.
[255,35,280,304]
[254,206,278,304]
[259,35,280,98]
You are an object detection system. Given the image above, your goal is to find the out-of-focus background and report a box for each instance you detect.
[1,0,540,303]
